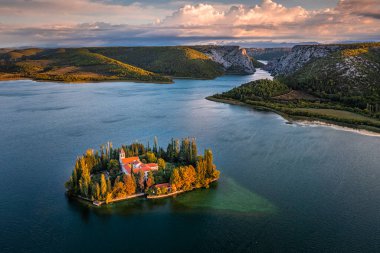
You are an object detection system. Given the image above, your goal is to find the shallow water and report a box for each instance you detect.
[1,69,380,252]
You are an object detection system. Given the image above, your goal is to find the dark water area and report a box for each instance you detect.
[1,69,380,252]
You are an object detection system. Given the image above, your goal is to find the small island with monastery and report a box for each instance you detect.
[65,137,220,206]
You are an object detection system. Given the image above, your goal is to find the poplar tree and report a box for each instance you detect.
[153,136,158,154]
[170,169,182,191]
[106,178,112,193]
[136,170,145,192]
[145,171,155,190]
[95,183,101,200]
[100,174,107,198]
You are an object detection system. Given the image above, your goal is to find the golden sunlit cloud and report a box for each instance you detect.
[0,0,379,47]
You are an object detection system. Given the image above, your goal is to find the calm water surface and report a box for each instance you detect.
[1,69,380,252]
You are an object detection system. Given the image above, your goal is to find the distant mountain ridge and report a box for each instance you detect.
[245,48,292,61]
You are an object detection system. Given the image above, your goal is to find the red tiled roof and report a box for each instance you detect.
[121,159,158,174]
[154,183,170,188]
[121,157,139,164]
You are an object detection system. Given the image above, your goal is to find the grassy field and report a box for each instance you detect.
[293,108,380,124]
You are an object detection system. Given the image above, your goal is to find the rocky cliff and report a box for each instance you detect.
[265,43,380,107]
[191,46,256,74]
[266,45,342,76]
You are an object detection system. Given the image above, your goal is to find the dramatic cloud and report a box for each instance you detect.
[0,0,379,47]
[154,0,380,40]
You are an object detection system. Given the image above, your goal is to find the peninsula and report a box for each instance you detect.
[65,138,220,206]
[209,42,380,133]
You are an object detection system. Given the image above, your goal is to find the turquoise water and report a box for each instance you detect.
[1,69,380,252]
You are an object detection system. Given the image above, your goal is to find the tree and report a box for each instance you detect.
[107,159,120,177]
[157,158,166,170]
[153,136,158,154]
[95,183,101,200]
[195,158,207,187]
[105,192,113,204]
[191,139,197,164]
[100,174,107,198]
[111,181,126,199]
[136,170,145,192]
[90,182,96,200]
[180,166,196,190]
[106,178,112,193]
[145,171,155,190]
[170,169,182,191]
[65,176,75,194]
[205,149,214,178]
[146,151,157,163]
[123,174,136,196]
[79,179,84,196]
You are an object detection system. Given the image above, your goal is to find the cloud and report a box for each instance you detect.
[0,0,171,25]
[154,0,380,41]
[0,0,379,47]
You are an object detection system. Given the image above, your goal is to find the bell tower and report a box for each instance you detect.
[119,148,125,162]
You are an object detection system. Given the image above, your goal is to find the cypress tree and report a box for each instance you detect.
[100,174,107,198]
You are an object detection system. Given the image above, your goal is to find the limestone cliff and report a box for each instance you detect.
[265,43,380,107]
[191,46,256,74]
[266,45,342,76]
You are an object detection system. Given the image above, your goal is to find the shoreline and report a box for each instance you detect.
[69,178,219,206]
[147,178,219,199]
[294,120,380,137]
[147,190,185,199]
[206,96,380,136]
[0,75,173,84]
[0,73,250,84]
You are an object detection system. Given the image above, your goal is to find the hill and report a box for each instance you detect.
[90,46,224,79]
[266,43,380,112]
[0,48,172,83]
[209,78,380,132]
[0,46,259,83]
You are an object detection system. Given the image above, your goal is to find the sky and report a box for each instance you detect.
[0,0,379,48]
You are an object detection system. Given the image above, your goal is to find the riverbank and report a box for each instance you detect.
[206,96,380,135]
[0,74,174,84]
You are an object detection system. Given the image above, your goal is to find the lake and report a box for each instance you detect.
[1,69,380,252]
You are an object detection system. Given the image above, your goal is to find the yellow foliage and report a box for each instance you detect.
[342,48,368,57]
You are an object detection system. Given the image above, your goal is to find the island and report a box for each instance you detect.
[65,138,220,206]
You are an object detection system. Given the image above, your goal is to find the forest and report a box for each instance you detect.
[210,79,380,132]
[65,138,220,204]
